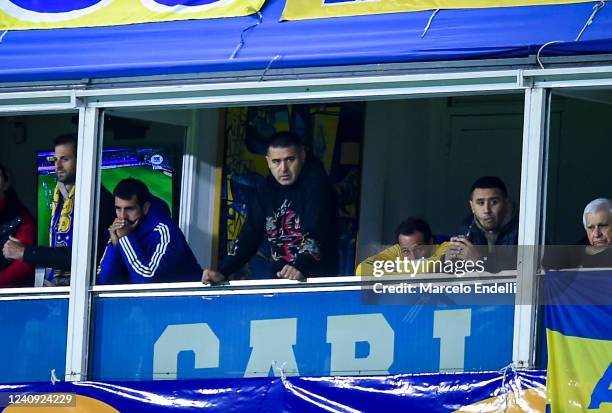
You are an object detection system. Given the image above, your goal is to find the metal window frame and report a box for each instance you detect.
[64,106,104,382]
[2,64,612,111]
[1,62,611,381]
[512,87,548,368]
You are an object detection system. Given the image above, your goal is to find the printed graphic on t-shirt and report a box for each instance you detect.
[266,200,320,263]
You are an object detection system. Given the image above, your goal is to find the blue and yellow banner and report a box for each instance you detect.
[0,0,265,30]
[281,0,592,21]
[545,270,612,412]
[0,370,546,412]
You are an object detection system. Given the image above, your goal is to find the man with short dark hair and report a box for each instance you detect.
[355,217,449,276]
[448,176,518,272]
[98,178,201,284]
[202,131,339,283]
[2,133,114,286]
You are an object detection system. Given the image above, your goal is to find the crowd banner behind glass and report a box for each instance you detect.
[0,0,265,30]
[281,0,592,21]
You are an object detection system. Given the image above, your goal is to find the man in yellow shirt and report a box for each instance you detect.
[355,217,449,276]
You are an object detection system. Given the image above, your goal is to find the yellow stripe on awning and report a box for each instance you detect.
[281,0,594,21]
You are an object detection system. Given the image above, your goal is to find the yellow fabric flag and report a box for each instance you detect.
[282,0,593,21]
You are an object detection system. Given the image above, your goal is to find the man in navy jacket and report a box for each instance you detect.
[447,176,518,272]
[98,178,201,285]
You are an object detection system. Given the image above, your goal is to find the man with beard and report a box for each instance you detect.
[97,178,201,284]
[202,131,338,284]
[447,176,518,272]
[2,133,114,286]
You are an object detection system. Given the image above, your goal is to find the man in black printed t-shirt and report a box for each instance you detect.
[202,131,338,283]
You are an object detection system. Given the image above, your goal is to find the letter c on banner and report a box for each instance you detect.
[0,0,112,22]
[140,0,236,14]
[153,323,220,380]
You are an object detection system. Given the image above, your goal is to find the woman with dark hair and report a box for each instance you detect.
[0,164,35,287]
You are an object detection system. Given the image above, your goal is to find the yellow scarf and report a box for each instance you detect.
[45,184,75,286]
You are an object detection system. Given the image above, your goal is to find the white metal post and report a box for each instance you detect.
[178,113,197,239]
[64,106,103,381]
[178,109,220,268]
[512,87,547,368]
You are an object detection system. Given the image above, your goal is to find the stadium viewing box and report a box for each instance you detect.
[1,0,612,411]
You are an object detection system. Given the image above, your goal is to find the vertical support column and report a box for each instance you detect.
[179,109,221,268]
[356,102,386,262]
[178,112,198,239]
[65,106,102,381]
[513,87,548,368]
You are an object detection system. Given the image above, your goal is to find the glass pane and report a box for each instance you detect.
[544,91,612,269]
[94,111,194,286]
[217,104,364,279]
[0,298,68,382]
[357,95,524,276]
[90,290,512,380]
[542,89,612,410]
[0,114,78,288]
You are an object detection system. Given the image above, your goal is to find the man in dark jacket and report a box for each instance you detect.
[97,178,201,284]
[447,176,518,272]
[202,131,339,283]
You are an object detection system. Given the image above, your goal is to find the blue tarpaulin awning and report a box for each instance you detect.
[0,0,611,82]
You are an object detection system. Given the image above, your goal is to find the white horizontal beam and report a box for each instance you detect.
[1,64,612,112]
[0,286,70,296]
[0,294,70,301]
[0,90,76,100]
[90,271,517,293]
[533,78,612,89]
[94,276,518,298]
[86,83,520,109]
[76,70,520,98]
[0,103,76,113]
[523,64,612,77]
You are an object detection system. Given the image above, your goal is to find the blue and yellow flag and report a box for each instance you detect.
[0,370,546,411]
[0,0,265,30]
[282,0,593,21]
[545,270,612,412]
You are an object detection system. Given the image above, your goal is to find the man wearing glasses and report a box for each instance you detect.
[355,217,449,276]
